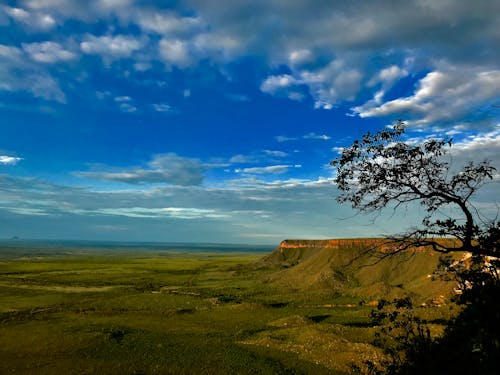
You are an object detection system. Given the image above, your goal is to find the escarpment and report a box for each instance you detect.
[261,238,462,303]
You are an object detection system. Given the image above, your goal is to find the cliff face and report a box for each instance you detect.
[265,238,386,266]
[278,238,384,249]
[277,238,460,252]
[261,238,462,303]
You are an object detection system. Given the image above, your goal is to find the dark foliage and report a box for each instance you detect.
[331,121,498,257]
[332,122,499,374]
[364,260,500,375]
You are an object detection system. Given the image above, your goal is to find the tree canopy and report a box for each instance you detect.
[332,122,500,374]
[331,121,498,257]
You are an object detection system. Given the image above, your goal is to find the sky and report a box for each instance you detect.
[0,0,499,244]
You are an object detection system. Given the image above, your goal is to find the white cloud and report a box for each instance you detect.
[97,0,133,10]
[119,103,137,113]
[133,61,151,71]
[22,0,67,10]
[194,32,242,61]
[84,206,227,220]
[152,103,173,112]
[114,96,131,102]
[136,9,202,35]
[158,39,192,68]
[451,128,500,167]
[299,60,363,108]
[229,154,257,164]
[0,0,496,128]
[76,153,206,186]
[275,135,297,143]
[0,44,66,102]
[303,132,331,140]
[353,68,500,128]
[0,156,23,165]
[112,96,137,112]
[0,44,23,61]
[236,165,300,174]
[230,150,288,164]
[262,150,288,157]
[260,74,305,101]
[2,5,56,30]
[261,75,295,90]
[22,41,76,63]
[2,166,497,243]
[368,65,408,88]
[289,49,313,66]
[271,64,351,110]
[3,6,29,20]
[81,34,146,59]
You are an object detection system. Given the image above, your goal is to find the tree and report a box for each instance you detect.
[331,121,500,374]
[330,120,498,257]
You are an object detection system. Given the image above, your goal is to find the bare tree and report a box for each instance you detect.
[330,121,498,257]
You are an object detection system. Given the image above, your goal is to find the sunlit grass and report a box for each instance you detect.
[0,248,454,374]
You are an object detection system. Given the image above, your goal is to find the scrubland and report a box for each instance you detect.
[0,243,458,374]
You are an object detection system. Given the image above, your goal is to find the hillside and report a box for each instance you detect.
[261,239,461,304]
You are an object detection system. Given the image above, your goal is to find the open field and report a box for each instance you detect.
[0,242,458,374]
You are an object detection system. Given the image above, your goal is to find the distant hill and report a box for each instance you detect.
[260,239,463,304]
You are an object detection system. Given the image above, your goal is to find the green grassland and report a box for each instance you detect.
[0,244,459,374]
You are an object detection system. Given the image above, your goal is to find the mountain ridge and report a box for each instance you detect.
[260,238,462,304]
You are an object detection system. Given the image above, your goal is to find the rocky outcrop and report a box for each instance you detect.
[277,238,460,252]
[261,238,462,302]
[278,238,385,250]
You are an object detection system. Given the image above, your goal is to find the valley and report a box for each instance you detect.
[0,240,460,374]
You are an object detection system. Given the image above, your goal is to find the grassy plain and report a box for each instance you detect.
[0,244,456,374]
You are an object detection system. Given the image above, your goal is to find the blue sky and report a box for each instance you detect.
[0,0,499,244]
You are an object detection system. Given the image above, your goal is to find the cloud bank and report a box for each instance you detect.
[0,0,498,128]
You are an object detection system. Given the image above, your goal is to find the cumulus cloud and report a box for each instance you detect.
[300,60,363,108]
[152,103,174,112]
[76,153,206,186]
[82,207,227,220]
[22,41,76,63]
[136,9,202,36]
[229,154,257,164]
[2,5,56,30]
[194,32,242,61]
[275,133,331,142]
[289,49,313,67]
[368,65,408,88]
[260,74,306,101]
[1,0,497,124]
[260,59,365,109]
[353,68,500,128]
[229,150,288,165]
[0,174,341,242]
[0,155,23,165]
[236,165,300,174]
[262,150,288,157]
[0,44,66,102]
[118,103,137,113]
[158,39,193,68]
[112,96,137,112]
[81,34,146,59]
[20,0,131,22]
[303,132,331,140]
[185,0,498,118]
[1,165,498,242]
[451,128,500,168]
[114,95,131,102]
[275,135,297,143]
